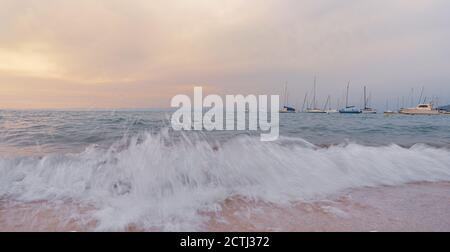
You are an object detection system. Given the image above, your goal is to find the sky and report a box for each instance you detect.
[1,0,449,110]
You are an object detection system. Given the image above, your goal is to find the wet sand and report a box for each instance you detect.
[1,181,450,231]
[207,181,450,231]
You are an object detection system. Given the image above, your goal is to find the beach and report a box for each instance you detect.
[208,182,450,232]
[1,111,450,231]
[1,182,450,231]
[2,0,450,236]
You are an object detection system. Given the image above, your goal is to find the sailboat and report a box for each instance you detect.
[306,76,326,113]
[324,95,338,113]
[326,98,341,113]
[339,82,362,114]
[361,86,377,114]
[384,99,395,115]
[279,82,296,113]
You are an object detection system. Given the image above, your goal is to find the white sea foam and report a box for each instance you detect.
[1,132,450,230]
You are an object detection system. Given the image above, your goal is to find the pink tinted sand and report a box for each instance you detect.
[208,182,450,231]
[1,182,450,231]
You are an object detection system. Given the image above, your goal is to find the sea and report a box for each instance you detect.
[1,110,450,231]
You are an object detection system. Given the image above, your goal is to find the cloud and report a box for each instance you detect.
[0,0,449,108]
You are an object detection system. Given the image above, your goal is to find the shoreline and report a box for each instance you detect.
[1,181,450,231]
[207,181,450,232]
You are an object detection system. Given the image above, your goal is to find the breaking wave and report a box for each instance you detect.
[1,130,450,230]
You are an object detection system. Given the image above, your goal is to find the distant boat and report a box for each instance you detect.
[306,76,326,113]
[340,106,361,113]
[362,108,376,114]
[323,95,338,113]
[361,86,377,114]
[399,87,440,115]
[306,108,326,113]
[280,106,296,113]
[339,82,362,114]
[326,97,339,113]
[399,103,440,115]
[279,82,296,113]
[383,99,396,115]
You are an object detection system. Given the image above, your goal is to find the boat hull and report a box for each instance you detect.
[306,109,326,113]
[339,106,361,114]
[362,107,377,114]
[339,111,362,114]
[399,109,440,115]
[399,104,440,115]
[280,106,296,113]
[339,108,362,114]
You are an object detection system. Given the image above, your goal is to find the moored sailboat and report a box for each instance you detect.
[339,82,362,114]
[306,76,326,113]
[323,95,338,113]
[384,99,396,115]
[279,82,296,113]
[361,86,377,114]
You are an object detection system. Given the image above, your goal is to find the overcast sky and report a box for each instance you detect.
[1,0,449,109]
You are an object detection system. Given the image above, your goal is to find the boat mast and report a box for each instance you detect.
[364,86,367,109]
[286,82,288,107]
[418,86,424,105]
[286,81,289,106]
[313,76,317,109]
[345,81,350,108]
[301,92,308,112]
[323,95,330,111]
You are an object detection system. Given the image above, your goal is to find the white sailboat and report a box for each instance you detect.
[362,86,377,114]
[306,76,326,113]
[384,99,395,115]
[324,95,338,113]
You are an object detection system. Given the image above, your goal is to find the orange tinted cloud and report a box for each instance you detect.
[0,0,449,109]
